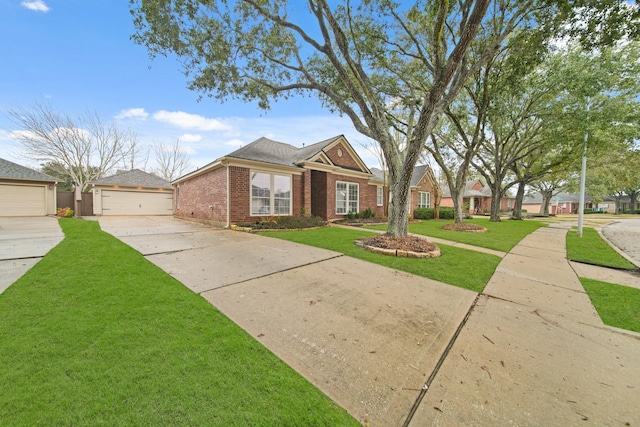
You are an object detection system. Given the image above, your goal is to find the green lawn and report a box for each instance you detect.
[566,227,637,269]
[580,278,640,333]
[0,219,358,426]
[367,218,547,252]
[260,227,501,293]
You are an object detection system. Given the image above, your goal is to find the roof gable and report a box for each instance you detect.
[91,169,171,189]
[224,134,370,174]
[0,157,57,182]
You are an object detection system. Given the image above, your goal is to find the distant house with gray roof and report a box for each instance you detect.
[173,135,388,226]
[0,157,58,216]
[90,169,173,216]
[440,179,515,214]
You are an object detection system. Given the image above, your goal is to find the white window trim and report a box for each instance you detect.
[418,191,431,208]
[336,181,359,215]
[376,186,383,206]
[250,171,292,216]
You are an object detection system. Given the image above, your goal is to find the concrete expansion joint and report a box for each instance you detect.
[195,254,345,294]
[0,255,44,262]
[402,295,481,427]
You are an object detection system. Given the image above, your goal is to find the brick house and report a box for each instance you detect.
[371,164,436,216]
[172,135,387,227]
[440,179,514,214]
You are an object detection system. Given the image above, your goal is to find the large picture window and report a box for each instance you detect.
[251,172,291,216]
[336,181,359,214]
[418,191,431,208]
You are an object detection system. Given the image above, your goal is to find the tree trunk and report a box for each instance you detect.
[511,182,526,220]
[386,159,414,237]
[451,166,469,224]
[540,189,553,215]
[489,187,503,222]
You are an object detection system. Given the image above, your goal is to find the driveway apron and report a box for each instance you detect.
[99,216,477,426]
[0,216,64,294]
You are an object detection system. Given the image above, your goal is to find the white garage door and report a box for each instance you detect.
[0,184,46,216]
[101,190,173,215]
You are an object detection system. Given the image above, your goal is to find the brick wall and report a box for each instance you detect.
[175,167,227,226]
[228,166,250,223]
[311,170,328,219]
[324,173,383,221]
[325,143,361,170]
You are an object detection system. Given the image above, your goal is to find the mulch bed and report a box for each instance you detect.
[356,234,439,253]
[442,223,487,232]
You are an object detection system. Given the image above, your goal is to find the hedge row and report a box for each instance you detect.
[414,207,455,220]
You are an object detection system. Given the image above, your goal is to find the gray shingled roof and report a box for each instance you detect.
[367,165,429,185]
[226,135,346,168]
[524,192,592,204]
[0,157,57,182]
[91,169,171,189]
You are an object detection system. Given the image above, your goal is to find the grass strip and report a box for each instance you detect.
[566,227,636,269]
[580,278,640,333]
[0,218,358,426]
[367,218,546,252]
[260,227,500,293]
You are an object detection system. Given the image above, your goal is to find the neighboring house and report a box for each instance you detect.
[173,135,386,227]
[90,169,173,216]
[0,157,57,216]
[440,179,514,214]
[370,164,436,215]
[524,192,618,214]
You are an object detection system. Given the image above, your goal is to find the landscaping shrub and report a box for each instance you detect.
[414,207,456,220]
[56,207,74,218]
[237,215,327,230]
[414,208,434,220]
[623,209,640,214]
[347,207,376,220]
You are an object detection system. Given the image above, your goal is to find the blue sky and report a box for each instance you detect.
[0,0,379,171]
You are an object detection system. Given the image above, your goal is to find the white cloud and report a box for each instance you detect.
[152,110,232,131]
[115,108,149,120]
[178,133,202,143]
[21,0,49,12]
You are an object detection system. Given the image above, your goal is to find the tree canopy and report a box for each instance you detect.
[130,0,638,234]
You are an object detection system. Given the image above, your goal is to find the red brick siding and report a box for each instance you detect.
[409,174,435,214]
[325,143,361,171]
[324,173,383,221]
[228,166,249,223]
[311,170,328,219]
[229,167,303,224]
[174,167,227,225]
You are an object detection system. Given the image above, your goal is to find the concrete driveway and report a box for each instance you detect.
[0,216,64,294]
[99,216,477,426]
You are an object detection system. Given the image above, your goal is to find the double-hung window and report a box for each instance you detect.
[336,181,359,214]
[418,191,431,208]
[376,186,383,206]
[251,172,291,216]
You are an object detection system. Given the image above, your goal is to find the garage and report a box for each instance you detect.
[0,184,47,216]
[91,169,174,216]
[101,189,173,215]
[0,158,57,217]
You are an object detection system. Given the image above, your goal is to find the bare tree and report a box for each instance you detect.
[8,103,138,191]
[152,139,192,182]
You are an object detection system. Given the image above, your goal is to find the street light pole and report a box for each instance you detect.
[577,130,588,237]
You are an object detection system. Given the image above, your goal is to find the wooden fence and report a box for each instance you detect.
[57,191,94,216]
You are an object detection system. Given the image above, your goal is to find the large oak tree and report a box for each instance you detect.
[130,0,632,235]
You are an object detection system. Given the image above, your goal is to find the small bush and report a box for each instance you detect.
[413,207,456,220]
[56,207,74,218]
[236,215,327,230]
[623,209,640,214]
[361,207,375,219]
[414,208,435,220]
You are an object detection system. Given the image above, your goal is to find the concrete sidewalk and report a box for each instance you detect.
[410,224,640,426]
